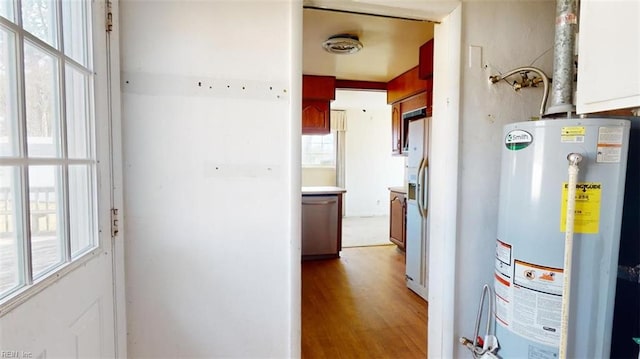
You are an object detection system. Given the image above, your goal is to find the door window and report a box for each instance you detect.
[0,0,98,303]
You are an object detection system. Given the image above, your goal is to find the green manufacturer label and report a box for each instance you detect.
[505,130,532,151]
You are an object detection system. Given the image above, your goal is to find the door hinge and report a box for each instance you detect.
[111,208,119,237]
[106,0,113,33]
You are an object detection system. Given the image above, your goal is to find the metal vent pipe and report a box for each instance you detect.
[547,0,578,116]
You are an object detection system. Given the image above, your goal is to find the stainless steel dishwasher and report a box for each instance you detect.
[301,194,340,259]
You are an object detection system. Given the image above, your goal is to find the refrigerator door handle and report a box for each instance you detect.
[422,160,428,212]
[417,158,428,218]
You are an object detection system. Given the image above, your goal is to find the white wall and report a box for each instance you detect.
[119,1,300,357]
[335,91,405,217]
[452,2,555,358]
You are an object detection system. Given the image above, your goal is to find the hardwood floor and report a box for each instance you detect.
[302,245,428,358]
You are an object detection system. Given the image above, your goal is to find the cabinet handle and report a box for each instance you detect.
[303,200,337,205]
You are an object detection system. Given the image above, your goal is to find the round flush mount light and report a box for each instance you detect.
[322,34,363,55]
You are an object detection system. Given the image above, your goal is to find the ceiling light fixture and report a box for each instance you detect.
[322,34,363,55]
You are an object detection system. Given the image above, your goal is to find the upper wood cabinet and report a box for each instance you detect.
[391,91,430,156]
[387,39,434,104]
[387,67,431,104]
[302,99,330,134]
[303,75,336,100]
[418,39,434,80]
[391,103,402,155]
[401,92,428,114]
[302,75,336,135]
[576,1,640,114]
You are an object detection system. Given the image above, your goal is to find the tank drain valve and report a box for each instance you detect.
[459,336,500,358]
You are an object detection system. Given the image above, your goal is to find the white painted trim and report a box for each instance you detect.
[0,158,96,165]
[290,1,303,356]
[428,4,461,359]
[106,0,127,357]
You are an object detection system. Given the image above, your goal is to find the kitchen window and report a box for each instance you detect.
[301,132,336,168]
[0,0,99,303]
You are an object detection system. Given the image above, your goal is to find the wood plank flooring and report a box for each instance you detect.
[302,245,428,358]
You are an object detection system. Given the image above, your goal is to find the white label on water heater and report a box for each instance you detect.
[496,239,512,265]
[504,260,563,347]
[597,127,624,163]
[495,272,512,327]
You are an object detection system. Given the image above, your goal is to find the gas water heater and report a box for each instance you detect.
[494,118,630,358]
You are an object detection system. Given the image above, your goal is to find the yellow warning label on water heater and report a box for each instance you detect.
[560,182,602,234]
[562,126,586,136]
[561,126,586,143]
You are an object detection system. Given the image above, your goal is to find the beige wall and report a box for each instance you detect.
[301,167,336,186]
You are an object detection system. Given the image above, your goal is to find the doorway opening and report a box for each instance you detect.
[301,6,435,356]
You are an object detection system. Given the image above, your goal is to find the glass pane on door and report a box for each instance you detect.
[0,166,25,299]
[62,0,89,67]
[24,41,61,158]
[65,64,91,159]
[69,164,95,257]
[0,27,19,157]
[0,2,15,22]
[29,165,64,278]
[21,0,59,49]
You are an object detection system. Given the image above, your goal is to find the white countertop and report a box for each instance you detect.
[388,186,406,194]
[302,186,347,195]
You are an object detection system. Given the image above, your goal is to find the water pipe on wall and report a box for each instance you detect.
[489,67,550,118]
[459,284,499,358]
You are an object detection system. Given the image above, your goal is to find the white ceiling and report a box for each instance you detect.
[303,8,435,82]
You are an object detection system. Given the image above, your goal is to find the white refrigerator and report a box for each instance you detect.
[405,117,429,300]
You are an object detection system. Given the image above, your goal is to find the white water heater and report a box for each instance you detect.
[494,118,631,358]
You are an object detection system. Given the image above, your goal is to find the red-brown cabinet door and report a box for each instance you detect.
[302,99,330,135]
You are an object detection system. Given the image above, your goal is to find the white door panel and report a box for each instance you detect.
[0,252,115,358]
[0,0,119,356]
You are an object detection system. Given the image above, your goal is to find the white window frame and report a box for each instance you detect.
[301,132,336,168]
[0,0,109,315]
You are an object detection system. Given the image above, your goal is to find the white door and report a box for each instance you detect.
[0,1,120,357]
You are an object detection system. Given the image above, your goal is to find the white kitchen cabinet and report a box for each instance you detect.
[576,0,640,114]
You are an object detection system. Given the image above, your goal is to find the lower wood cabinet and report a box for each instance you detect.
[389,189,406,250]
